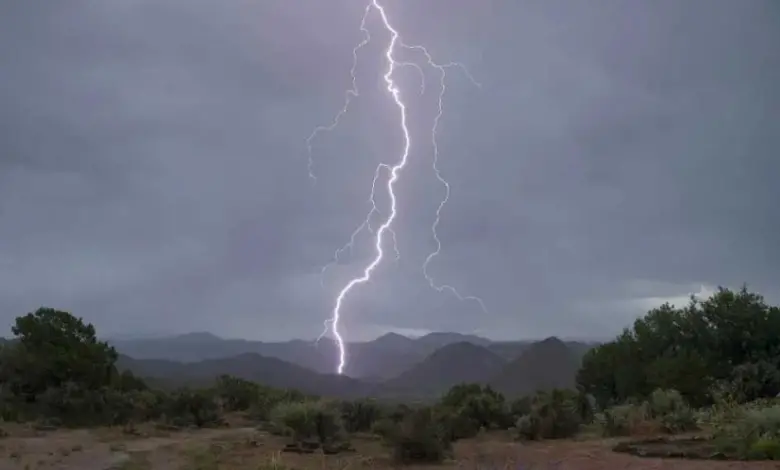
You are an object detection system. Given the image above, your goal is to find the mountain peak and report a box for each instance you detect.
[489,336,580,397]
[372,332,414,348]
[537,336,566,347]
[385,341,506,397]
[172,332,223,342]
[417,332,491,347]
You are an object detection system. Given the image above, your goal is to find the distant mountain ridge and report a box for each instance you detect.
[116,353,372,398]
[108,331,497,379]
[108,331,596,379]
[104,331,598,400]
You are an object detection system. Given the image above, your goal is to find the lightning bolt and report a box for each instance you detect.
[412,47,488,315]
[305,5,371,184]
[308,1,484,375]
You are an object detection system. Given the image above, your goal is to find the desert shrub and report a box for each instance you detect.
[167,388,222,428]
[32,383,161,427]
[438,384,510,434]
[513,389,582,440]
[339,399,383,433]
[382,406,453,464]
[701,389,744,431]
[120,389,168,423]
[599,403,652,437]
[440,384,485,409]
[428,404,482,442]
[370,417,396,439]
[270,400,346,445]
[598,389,696,437]
[647,389,698,433]
[736,405,780,441]
[708,403,780,460]
[386,403,413,423]
[249,389,287,421]
[574,390,597,424]
[214,375,259,412]
[746,437,780,460]
[247,387,309,422]
[647,389,685,416]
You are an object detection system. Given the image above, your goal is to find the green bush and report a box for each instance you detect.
[597,390,697,437]
[269,400,346,445]
[599,403,651,437]
[386,403,413,423]
[339,399,383,433]
[513,389,582,440]
[370,417,396,439]
[248,388,294,421]
[747,437,780,460]
[382,406,453,464]
[709,403,780,460]
[439,407,481,441]
[647,389,698,433]
[737,405,780,442]
[438,384,510,433]
[214,375,260,412]
[167,388,222,428]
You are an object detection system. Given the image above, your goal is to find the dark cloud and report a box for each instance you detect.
[1,0,778,343]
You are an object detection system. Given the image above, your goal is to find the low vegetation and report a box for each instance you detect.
[1,285,780,465]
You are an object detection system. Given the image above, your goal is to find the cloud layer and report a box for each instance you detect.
[1,0,778,341]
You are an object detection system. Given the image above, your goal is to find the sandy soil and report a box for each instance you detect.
[0,423,777,470]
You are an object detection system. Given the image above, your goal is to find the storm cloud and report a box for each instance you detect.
[1,0,778,342]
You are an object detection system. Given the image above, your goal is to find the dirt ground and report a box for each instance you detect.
[0,423,778,470]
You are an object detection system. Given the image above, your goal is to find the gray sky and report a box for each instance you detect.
[1,0,778,342]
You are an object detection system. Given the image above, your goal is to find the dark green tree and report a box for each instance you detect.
[577,286,780,407]
[2,308,118,401]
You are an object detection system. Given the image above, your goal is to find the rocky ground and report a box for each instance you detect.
[0,423,777,470]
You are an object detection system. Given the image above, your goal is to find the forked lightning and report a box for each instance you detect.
[307,0,484,375]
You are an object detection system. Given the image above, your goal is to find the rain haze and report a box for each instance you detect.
[1,0,778,343]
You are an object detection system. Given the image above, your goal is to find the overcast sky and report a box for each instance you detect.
[1,0,778,342]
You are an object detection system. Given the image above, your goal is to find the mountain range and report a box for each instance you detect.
[108,332,597,399]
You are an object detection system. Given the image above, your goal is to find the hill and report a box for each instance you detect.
[414,332,492,350]
[107,331,597,388]
[485,340,534,360]
[116,352,373,398]
[489,336,581,397]
[116,336,584,400]
[382,342,506,398]
[109,331,496,379]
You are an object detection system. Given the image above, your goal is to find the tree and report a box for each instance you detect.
[577,287,780,407]
[3,308,118,400]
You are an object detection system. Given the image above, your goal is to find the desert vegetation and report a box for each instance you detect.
[1,286,780,468]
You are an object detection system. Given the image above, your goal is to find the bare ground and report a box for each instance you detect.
[0,423,777,470]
